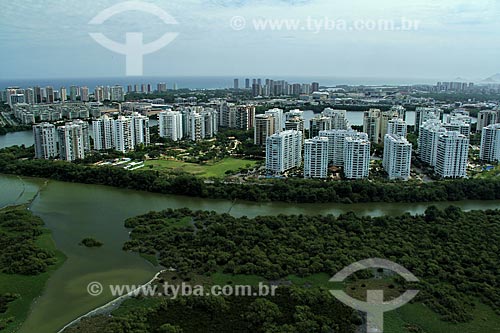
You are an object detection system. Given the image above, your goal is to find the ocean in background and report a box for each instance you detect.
[0,76,438,91]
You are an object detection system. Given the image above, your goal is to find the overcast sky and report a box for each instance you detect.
[0,0,499,81]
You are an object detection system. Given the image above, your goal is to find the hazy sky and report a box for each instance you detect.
[0,0,499,80]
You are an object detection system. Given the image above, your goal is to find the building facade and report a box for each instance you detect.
[266,130,303,175]
[304,136,329,179]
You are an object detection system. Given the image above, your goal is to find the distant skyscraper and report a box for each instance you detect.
[311,82,320,92]
[304,136,329,179]
[383,134,412,180]
[363,109,382,144]
[110,85,124,102]
[80,86,90,102]
[24,88,35,105]
[159,110,183,141]
[435,131,469,179]
[344,136,371,179]
[480,124,500,162]
[69,86,78,102]
[46,86,54,103]
[157,82,167,93]
[266,130,303,175]
[234,79,239,90]
[245,78,250,89]
[477,110,498,133]
[34,86,42,104]
[33,123,57,159]
[60,87,67,103]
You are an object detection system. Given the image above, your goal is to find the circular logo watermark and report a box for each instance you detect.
[329,258,419,333]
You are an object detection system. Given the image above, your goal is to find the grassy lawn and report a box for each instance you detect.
[143,158,259,178]
[0,229,66,333]
[385,301,500,333]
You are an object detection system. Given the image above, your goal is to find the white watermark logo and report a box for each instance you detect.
[87,281,277,299]
[89,1,179,76]
[230,16,420,33]
[330,258,419,333]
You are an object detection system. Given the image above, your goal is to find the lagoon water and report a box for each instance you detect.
[0,174,499,332]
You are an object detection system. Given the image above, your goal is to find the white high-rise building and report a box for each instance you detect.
[71,119,90,151]
[304,136,329,179]
[344,137,371,179]
[33,123,57,159]
[443,120,470,137]
[200,109,218,139]
[480,124,500,162]
[58,123,86,161]
[113,116,134,153]
[92,116,114,151]
[387,119,408,137]
[132,113,150,146]
[266,130,303,175]
[415,107,442,133]
[383,134,412,180]
[418,120,447,166]
[477,110,498,133]
[322,108,350,130]
[159,110,183,141]
[265,108,284,133]
[435,131,469,179]
[319,129,367,167]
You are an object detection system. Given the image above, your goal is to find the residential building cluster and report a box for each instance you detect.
[33,113,151,160]
[2,85,125,108]
[418,118,470,179]
[262,107,411,180]
[13,103,101,124]
[233,78,320,97]
[158,107,218,142]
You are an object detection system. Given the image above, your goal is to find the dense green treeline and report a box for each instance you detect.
[123,207,500,323]
[0,126,31,136]
[2,147,500,203]
[0,206,56,275]
[66,288,360,333]
[0,205,62,331]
